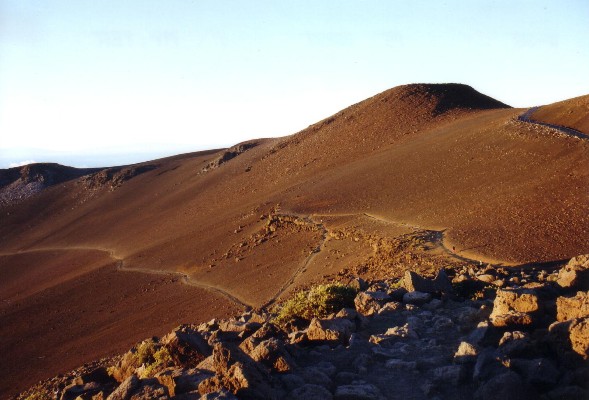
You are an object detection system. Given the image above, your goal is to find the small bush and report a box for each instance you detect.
[25,392,50,400]
[136,340,157,365]
[274,283,357,325]
[138,345,173,378]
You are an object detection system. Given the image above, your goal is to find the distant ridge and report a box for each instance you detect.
[395,83,511,115]
[0,163,99,206]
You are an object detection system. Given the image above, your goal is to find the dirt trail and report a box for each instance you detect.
[518,106,589,140]
[1,246,253,309]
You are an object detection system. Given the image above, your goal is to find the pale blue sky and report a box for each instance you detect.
[1,0,588,168]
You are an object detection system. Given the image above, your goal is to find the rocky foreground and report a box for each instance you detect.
[17,256,589,400]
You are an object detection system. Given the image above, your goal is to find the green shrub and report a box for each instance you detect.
[136,340,157,365]
[25,392,50,400]
[140,346,173,378]
[274,283,357,325]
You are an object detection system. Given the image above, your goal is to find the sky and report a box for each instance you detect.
[1,0,588,168]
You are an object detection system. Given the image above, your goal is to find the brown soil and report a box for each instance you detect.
[1,83,587,397]
[530,94,589,134]
[0,250,240,397]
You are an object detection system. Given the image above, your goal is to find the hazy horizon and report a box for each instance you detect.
[2,0,588,168]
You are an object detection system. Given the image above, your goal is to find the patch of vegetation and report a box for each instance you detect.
[273,283,358,325]
[136,340,157,365]
[132,340,173,378]
[140,347,173,378]
[24,391,51,400]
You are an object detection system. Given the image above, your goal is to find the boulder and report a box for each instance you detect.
[354,291,390,315]
[299,367,333,388]
[401,269,452,294]
[280,374,305,391]
[569,317,589,359]
[155,368,212,396]
[199,389,238,399]
[497,331,534,358]
[545,385,588,400]
[548,317,589,360]
[307,318,355,344]
[197,342,273,399]
[335,307,359,320]
[287,384,333,400]
[161,325,211,367]
[334,383,382,400]
[474,371,535,400]
[124,378,169,399]
[476,274,496,283]
[384,359,417,370]
[473,349,505,382]
[106,375,140,400]
[314,361,337,378]
[489,288,541,328]
[453,341,478,363]
[246,337,295,372]
[348,277,368,292]
[557,255,589,289]
[60,382,101,400]
[510,358,560,389]
[556,291,589,322]
[402,291,431,305]
[432,365,465,386]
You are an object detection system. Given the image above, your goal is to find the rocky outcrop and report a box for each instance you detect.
[201,140,263,173]
[557,254,589,290]
[489,288,541,327]
[17,258,589,400]
[556,291,589,322]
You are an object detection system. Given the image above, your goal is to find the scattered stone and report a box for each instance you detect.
[334,383,382,400]
[509,358,560,389]
[376,301,403,315]
[497,331,533,357]
[387,287,408,302]
[198,388,238,399]
[474,371,535,400]
[21,264,589,400]
[556,291,589,322]
[569,317,589,359]
[476,274,495,283]
[453,341,478,363]
[349,277,368,292]
[354,291,390,315]
[473,349,505,382]
[280,373,305,391]
[106,374,140,400]
[287,384,333,400]
[384,359,417,371]
[557,254,589,289]
[432,365,465,386]
[307,318,355,344]
[489,288,541,327]
[299,367,333,388]
[545,385,588,400]
[402,291,432,305]
[548,317,589,360]
[246,337,295,372]
[336,307,359,320]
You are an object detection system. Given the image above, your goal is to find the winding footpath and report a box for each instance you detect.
[0,246,252,309]
[518,106,589,140]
